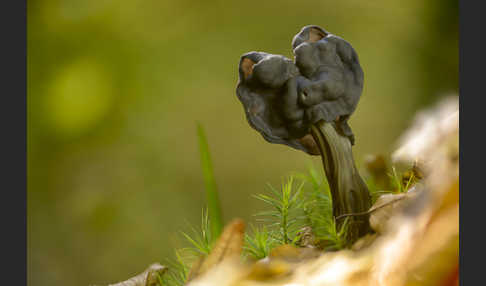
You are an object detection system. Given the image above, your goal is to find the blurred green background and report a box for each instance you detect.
[27,0,458,285]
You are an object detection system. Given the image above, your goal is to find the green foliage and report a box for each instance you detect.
[161,208,215,286]
[366,166,417,204]
[253,177,306,245]
[160,162,423,286]
[161,126,226,286]
[244,224,278,260]
[247,166,355,252]
[365,176,389,205]
[390,166,416,193]
[197,123,224,240]
[181,208,214,256]
[156,273,164,286]
[159,249,190,286]
[297,166,350,250]
[390,166,406,193]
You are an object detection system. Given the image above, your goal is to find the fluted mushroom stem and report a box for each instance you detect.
[310,120,371,244]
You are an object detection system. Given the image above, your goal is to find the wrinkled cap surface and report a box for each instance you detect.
[236,25,364,155]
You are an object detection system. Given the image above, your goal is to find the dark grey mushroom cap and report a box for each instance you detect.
[236,52,318,154]
[236,26,365,155]
[292,26,364,127]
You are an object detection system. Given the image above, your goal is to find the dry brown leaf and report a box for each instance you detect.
[351,233,378,251]
[268,244,321,263]
[104,263,167,286]
[245,258,293,282]
[188,218,245,281]
[369,189,420,233]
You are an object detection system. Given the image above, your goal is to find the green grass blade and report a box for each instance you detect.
[197,123,223,239]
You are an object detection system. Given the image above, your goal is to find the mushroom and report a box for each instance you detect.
[236,25,371,243]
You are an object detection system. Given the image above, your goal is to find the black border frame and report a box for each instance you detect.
[459,0,483,285]
[4,0,478,284]
[3,0,27,285]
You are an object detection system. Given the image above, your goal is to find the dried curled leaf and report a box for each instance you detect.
[351,233,378,251]
[239,244,322,283]
[246,258,293,282]
[187,219,245,281]
[369,189,419,233]
[105,263,167,286]
[268,244,321,263]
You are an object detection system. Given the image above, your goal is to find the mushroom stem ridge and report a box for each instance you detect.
[310,120,371,243]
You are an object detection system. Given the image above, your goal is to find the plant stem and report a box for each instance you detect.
[310,120,371,244]
[197,124,224,239]
[282,206,288,244]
